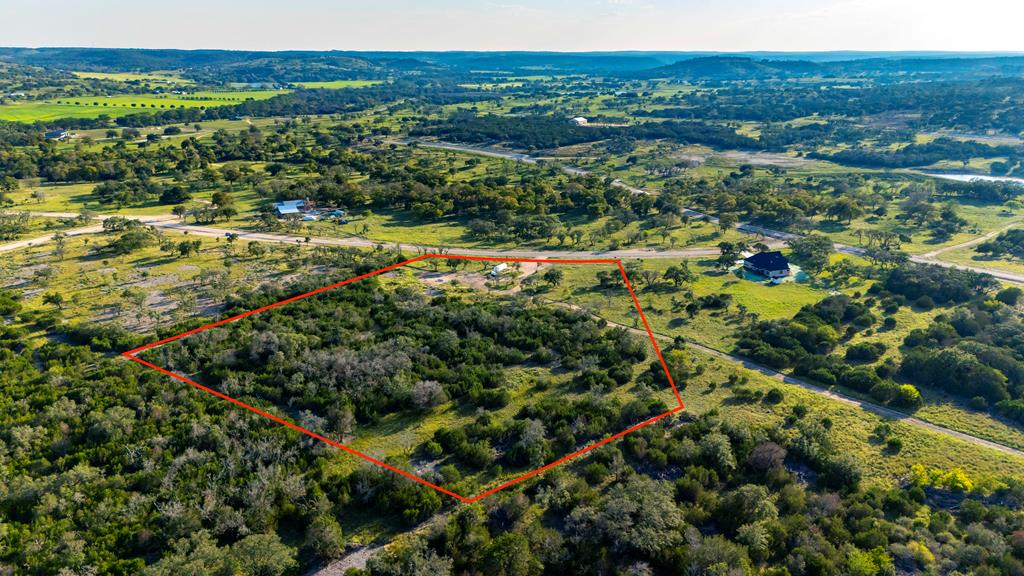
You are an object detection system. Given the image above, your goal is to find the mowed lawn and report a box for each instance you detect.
[0,90,288,122]
[549,257,851,351]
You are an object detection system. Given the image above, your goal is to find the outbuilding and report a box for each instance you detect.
[274,200,306,217]
[743,251,790,279]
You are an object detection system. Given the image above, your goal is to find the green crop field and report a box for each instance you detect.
[0,89,288,122]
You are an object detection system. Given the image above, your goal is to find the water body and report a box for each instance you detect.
[926,172,1024,186]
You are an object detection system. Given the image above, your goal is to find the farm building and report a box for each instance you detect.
[274,200,306,217]
[743,251,790,279]
[44,129,69,140]
[570,117,589,126]
[490,263,509,277]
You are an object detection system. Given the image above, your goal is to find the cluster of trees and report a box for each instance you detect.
[2,247,1024,574]
[245,141,654,242]
[0,210,31,240]
[815,138,1022,169]
[38,81,490,131]
[738,263,1012,412]
[411,113,758,151]
[360,408,1024,576]
[977,229,1024,259]
[644,78,1024,134]
[736,294,923,408]
[897,290,1024,420]
[146,269,680,484]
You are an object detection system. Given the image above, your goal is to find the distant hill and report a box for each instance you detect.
[634,55,1024,80]
[634,56,822,80]
[0,48,386,82]
[4,48,1024,82]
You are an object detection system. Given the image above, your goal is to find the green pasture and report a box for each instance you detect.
[72,71,190,83]
[0,89,287,122]
[293,80,382,89]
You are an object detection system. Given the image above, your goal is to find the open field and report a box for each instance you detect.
[549,257,855,351]
[72,70,191,83]
[0,230,320,345]
[812,198,1024,255]
[293,80,383,89]
[681,351,1024,484]
[0,89,287,122]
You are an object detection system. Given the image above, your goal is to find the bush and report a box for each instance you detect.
[845,341,887,362]
[915,295,935,310]
[894,384,923,409]
[764,388,785,404]
[583,462,610,484]
[969,396,988,410]
[424,441,443,458]
[996,287,1023,306]
[807,367,837,386]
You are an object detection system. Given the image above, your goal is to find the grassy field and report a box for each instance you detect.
[549,257,853,350]
[0,231,313,343]
[72,71,191,83]
[0,90,287,122]
[936,240,1024,275]
[681,351,1024,485]
[293,80,382,89]
[7,172,269,218]
[810,198,1023,255]
[0,213,83,241]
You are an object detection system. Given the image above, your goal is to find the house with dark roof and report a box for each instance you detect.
[44,130,69,141]
[743,251,790,279]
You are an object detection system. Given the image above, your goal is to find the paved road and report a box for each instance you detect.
[12,211,743,260]
[552,300,1024,460]
[7,214,1024,459]
[0,224,104,254]
[412,140,1024,286]
[0,213,176,255]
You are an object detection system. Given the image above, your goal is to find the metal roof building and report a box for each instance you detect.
[274,200,305,216]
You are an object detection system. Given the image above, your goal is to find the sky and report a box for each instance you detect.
[4,0,1024,52]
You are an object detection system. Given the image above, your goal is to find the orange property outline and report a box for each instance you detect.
[123,254,685,502]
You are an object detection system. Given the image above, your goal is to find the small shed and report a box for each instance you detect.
[570,117,589,126]
[743,251,790,279]
[490,263,509,277]
[274,200,305,216]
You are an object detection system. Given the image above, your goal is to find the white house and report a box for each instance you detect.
[570,117,589,126]
[490,263,509,277]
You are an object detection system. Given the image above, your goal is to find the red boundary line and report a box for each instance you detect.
[123,253,685,501]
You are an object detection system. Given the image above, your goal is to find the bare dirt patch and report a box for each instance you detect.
[715,150,820,168]
[419,260,545,293]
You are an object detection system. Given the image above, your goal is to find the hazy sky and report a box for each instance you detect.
[5,0,1024,52]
